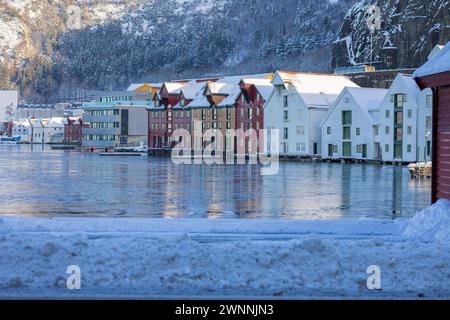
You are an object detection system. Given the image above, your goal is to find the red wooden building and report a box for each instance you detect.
[64,117,88,145]
[235,78,274,153]
[148,82,187,149]
[414,42,450,202]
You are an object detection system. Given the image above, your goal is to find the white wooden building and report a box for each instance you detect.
[264,71,359,156]
[11,119,32,143]
[379,73,433,163]
[30,118,65,144]
[320,87,388,160]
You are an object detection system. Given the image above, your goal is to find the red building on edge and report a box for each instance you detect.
[414,42,450,202]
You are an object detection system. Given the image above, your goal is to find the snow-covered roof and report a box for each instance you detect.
[163,82,188,95]
[127,83,162,91]
[272,71,360,108]
[216,73,271,85]
[427,44,445,61]
[241,78,274,102]
[274,71,359,94]
[217,85,241,107]
[320,87,388,127]
[46,117,66,127]
[13,119,30,127]
[395,73,421,101]
[414,42,450,78]
[179,81,205,100]
[346,87,388,112]
[187,84,211,108]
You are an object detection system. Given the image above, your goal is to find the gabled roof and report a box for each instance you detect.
[271,71,359,108]
[320,87,388,127]
[179,81,205,100]
[273,71,359,94]
[217,85,241,107]
[216,73,272,85]
[414,41,450,78]
[392,73,421,102]
[241,78,274,102]
[162,82,188,95]
[187,83,211,108]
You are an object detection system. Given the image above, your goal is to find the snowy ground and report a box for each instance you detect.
[0,200,449,299]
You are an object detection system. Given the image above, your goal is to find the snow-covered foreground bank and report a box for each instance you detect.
[0,200,449,299]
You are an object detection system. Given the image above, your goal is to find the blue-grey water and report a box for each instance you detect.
[0,145,431,219]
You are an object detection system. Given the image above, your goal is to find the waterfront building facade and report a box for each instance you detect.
[82,101,149,149]
[320,87,388,160]
[264,71,359,156]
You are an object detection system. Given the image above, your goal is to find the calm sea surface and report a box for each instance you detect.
[0,145,431,219]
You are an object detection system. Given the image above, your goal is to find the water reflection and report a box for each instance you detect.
[0,145,431,219]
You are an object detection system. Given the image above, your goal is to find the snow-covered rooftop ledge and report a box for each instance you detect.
[0,200,449,299]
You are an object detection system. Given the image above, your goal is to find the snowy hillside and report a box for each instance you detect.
[0,0,356,101]
[332,0,450,69]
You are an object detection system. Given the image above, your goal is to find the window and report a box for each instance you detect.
[407,126,412,135]
[283,110,288,122]
[256,93,261,101]
[426,116,432,130]
[297,126,305,135]
[407,144,412,153]
[333,145,338,153]
[298,110,303,120]
[343,127,351,140]
[296,143,306,152]
[248,108,252,119]
[187,110,191,117]
[356,128,360,136]
[374,126,379,136]
[327,127,332,134]
[407,109,412,118]
[356,145,362,153]
[385,126,390,135]
[392,93,406,108]
[226,122,231,129]
[395,128,403,141]
[241,95,245,103]
[283,128,288,140]
[385,144,389,152]
[180,99,185,107]
[342,111,352,125]
[283,96,288,108]
[426,95,432,108]
[385,110,390,118]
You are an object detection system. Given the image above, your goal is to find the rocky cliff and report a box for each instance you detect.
[332,0,450,70]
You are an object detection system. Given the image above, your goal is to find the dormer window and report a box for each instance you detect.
[180,99,185,107]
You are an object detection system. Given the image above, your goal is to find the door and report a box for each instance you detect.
[362,144,367,158]
[283,142,288,154]
[313,143,318,155]
[343,142,351,157]
[328,144,333,157]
